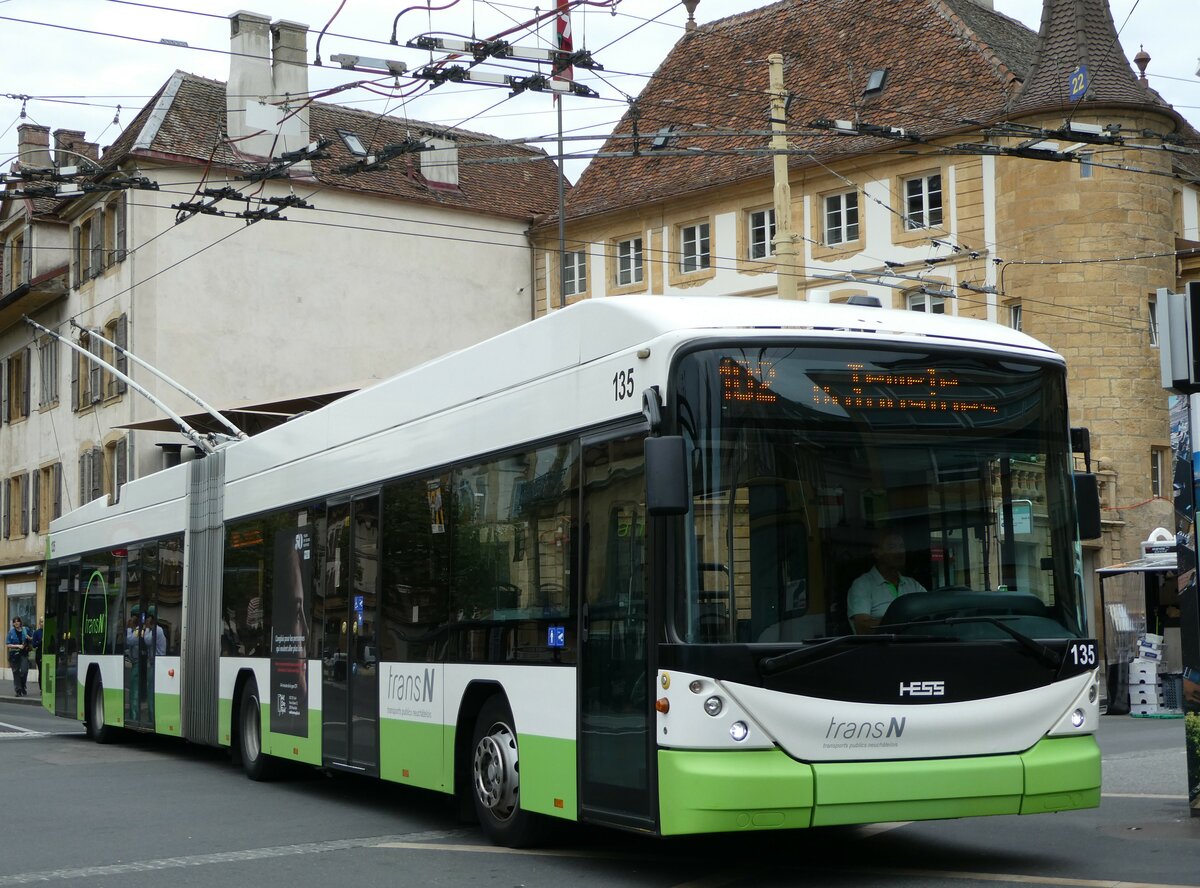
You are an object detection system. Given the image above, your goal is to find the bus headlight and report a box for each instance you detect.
[1071,708,1086,728]
[730,721,749,742]
[1088,683,1097,704]
[704,696,723,717]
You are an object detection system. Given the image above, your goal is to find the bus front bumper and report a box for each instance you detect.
[656,734,1100,835]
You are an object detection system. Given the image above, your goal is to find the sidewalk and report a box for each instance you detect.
[1,665,42,706]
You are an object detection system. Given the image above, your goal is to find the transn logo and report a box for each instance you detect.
[899,680,945,697]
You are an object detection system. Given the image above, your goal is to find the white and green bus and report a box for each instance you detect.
[41,295,1103,845]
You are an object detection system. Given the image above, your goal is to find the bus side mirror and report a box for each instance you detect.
[1074,473,1102,540]
[645,436,689,516]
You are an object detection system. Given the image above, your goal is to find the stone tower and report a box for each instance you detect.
[994,0,1184,565]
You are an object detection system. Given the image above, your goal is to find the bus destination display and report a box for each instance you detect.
[720,357,1001,416]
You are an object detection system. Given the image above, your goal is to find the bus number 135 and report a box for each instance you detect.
[613,368,635,401]
[1068,641,1097,666]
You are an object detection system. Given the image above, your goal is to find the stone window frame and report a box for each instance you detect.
[608,233,647,295]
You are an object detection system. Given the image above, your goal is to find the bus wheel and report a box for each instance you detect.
[238,678,279,781]
[87,676,115,744]
[470,696,545,847]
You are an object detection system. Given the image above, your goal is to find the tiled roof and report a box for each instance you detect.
[1010,0,1165,113]
[97,72,562,221]
[564,0,1037,222]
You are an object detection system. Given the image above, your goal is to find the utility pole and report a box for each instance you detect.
[769,52,799,300]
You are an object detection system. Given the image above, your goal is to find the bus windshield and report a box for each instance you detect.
[671,343,1085,645]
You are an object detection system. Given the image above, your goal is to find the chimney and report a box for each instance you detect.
[422,136,459,188]
[53,129,100,168]
[15,124,51,171]
[227,11,273,157]
[225,12,311,166]
[270,20,311,169]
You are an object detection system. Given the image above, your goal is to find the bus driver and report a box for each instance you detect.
[847,531,928,634]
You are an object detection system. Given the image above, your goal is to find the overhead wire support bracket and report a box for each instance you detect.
[407,35,603,71]
[243,139,332,183]
[67,318,248,442]
[23,317,218,455]
[336,136,427,175]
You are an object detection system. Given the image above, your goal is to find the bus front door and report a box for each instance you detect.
[578,435,653,828]
[321,493,381,774]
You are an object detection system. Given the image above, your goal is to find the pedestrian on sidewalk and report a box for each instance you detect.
[6,616,33,697]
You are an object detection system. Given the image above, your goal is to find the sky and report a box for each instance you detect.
[0,0,1196,184]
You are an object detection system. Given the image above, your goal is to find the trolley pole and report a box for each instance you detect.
[768,52,798,301]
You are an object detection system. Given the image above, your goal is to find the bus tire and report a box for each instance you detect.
[238,678,280,781]
[86,675,116,745]
[470,695,546,848]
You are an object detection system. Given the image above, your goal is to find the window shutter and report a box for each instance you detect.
[91,446,103,501]
[52,462,62,519]
[20,475,28,536]
[1,357,8,424]
[21,225,32,283]
[71,226,81,288]
[90,212,103,277]
[115,438,128,503]
[21,347,30,417]
[30,470,40,535]
[71,348,80,411]
[115,314,128,393]
[2,479,9,539]
[89,332,102,403]
[115,196,127,262]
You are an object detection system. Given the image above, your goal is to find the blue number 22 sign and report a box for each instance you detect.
[1068,65,1089,102]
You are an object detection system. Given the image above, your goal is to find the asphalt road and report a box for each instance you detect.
[0,698,1196,888]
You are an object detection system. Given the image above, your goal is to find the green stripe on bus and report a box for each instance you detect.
[658,748,814,835]
[811,754,1024,826]
[218,697,232,748]
[104,686,124,728]
[263,709,322,765]
[1020,735,1101,813]
[154,692,182,737]
[659,735,1100,834]
[518,734,577,821]
[380,719,449,792]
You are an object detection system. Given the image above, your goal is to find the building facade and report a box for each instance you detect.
[0,11,561,637]
[531,0,1200,638]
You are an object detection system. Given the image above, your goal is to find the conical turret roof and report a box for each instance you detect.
[1011,0,1156,113]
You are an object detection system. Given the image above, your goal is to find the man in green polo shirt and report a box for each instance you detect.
[847,531,927,634]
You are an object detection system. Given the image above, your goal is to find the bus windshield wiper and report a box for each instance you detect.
[883,615,1061,670]
[759,633,948,676]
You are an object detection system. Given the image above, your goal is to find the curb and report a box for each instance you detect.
[0,693,44,707]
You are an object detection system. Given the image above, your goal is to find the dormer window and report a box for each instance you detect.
[863,68,887,96]
[338,130,367,157]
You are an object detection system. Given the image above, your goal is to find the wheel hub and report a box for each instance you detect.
[473,723,519,819]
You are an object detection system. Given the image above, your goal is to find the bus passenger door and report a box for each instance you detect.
[578,435,653,828]
[321,493,381,774]
[51,561,79,718]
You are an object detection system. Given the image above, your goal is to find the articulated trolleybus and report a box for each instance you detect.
[43,296,1102,845]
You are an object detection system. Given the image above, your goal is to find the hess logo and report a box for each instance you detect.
[899,680,945,697]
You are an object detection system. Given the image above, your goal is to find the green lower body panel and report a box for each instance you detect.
[518,734,578,821]
[263,708,322,766]
[1020,735,1102,813]
[658,749,815,835]
[658,735,1101,835]
[379,719,450,791]
[155,693,182,737]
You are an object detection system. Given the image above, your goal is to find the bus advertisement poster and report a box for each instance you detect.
[270,526,313,737]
